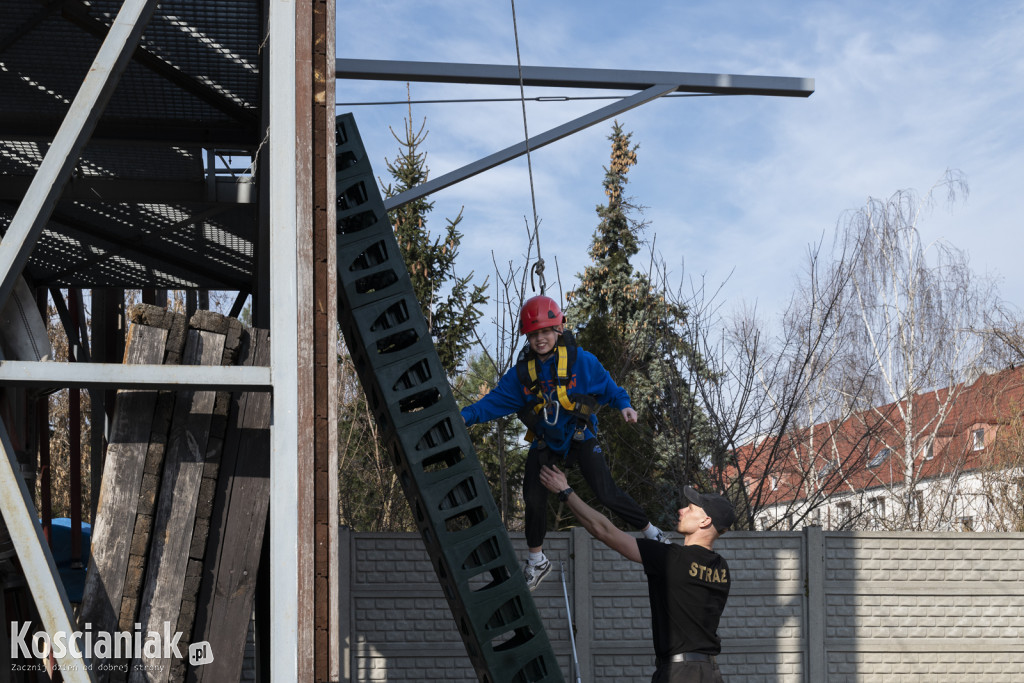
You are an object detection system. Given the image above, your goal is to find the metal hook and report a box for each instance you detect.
[530,258,547,295]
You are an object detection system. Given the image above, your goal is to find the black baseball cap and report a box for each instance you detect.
[683,486,736,532]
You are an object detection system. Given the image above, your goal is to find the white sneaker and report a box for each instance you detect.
[523,559,552,591]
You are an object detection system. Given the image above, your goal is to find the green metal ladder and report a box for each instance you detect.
[334,113,563,683]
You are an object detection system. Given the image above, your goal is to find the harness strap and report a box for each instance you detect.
[515,333,599,443]
[516,402,546,443]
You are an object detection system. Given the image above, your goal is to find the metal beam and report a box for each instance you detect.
[0,360,271,391]
[0,0,161,309]
[337,58,815,98]
[268,0,302,679]
[48,286,90,363]
[0,177,256,204]
[0,116,260,146]
[228,288,250,319]
[338,59,813,210]
[0,416,91,683]
[384,83,678,210]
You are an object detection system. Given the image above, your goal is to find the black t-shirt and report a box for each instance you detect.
[637,539,730,657]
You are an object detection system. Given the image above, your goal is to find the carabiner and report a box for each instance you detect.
[543,391,560,426]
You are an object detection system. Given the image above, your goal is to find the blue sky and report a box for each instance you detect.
[336,2,1024,347]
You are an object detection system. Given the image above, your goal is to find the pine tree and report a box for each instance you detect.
[382,110,488,376]
[566,121,711,526]
[337,107,489,531]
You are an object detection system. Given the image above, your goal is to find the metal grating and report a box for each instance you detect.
[2,201,257,289]
[0,1,260,126]
[0,140,203,180]
[0,0,263,291]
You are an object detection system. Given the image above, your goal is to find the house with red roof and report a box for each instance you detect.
[731,365,1024,531]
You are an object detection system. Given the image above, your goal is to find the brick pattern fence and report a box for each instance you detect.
[337,528,1024,682]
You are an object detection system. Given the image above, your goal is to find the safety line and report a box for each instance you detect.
[510,0,546,294]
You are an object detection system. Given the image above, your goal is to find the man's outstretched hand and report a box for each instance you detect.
[539,465,569,494]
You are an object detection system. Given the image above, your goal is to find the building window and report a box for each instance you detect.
[837,501,853,526]
[960,516,975,532]
[972,428,985,451]
[920,442,934,460]
[758,516,770,530]
[869,496,886,526]
[868,447,891,468]
[914,491,925,521]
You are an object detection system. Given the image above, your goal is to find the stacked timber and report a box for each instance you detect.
[188,326,270,683]
[79,306,270,683]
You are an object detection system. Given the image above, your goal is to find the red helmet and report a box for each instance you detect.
[519,295,564,335]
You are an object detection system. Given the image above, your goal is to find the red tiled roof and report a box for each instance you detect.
[730,366,1024,506]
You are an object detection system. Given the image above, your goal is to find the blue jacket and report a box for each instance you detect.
[461,347,632,454]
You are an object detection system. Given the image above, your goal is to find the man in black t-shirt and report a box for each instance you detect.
[539,465,736,683]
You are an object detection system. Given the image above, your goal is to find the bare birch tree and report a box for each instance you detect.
[984,301,1024,367]
[835,171,1003,529]
[677,234,877,530]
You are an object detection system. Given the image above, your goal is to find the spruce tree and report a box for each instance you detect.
[566,121,711,526]
[382,112,488,376]
[454,352,528,530]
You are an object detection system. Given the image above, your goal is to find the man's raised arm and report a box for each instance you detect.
[538,465,641,563]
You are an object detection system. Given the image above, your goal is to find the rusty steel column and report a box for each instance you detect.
[312,0,339,679]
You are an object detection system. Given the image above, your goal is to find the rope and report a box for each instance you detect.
[510,0,546,295]
[560,562,582,683]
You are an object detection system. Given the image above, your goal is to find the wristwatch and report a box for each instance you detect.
[558,487,574,502]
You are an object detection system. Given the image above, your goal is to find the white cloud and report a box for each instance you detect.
[338,1,1024,336]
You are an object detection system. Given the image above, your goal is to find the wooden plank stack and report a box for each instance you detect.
[79,306,270,683]
[188,328,271,683]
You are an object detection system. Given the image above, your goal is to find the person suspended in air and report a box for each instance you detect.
[461,295,670,591]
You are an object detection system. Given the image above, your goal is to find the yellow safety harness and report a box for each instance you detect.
[515,331,599,444]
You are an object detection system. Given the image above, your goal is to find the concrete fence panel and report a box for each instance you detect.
[338,528,1024,682]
